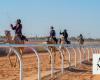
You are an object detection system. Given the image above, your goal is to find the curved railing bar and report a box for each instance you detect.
[57,47,64,74]
[72,48,77,67]
[45,47,54,77]
[1,43,100,80]
[77,48,82,64]
[93,48,97,53]
[11,47,23,80]
[65,48,71,67]
[30,47,41,80]
[81,47,85,61]
[86,48,90,61]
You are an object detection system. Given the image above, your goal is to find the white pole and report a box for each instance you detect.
[46,47,54,77]
[93,48,97,53]
[78,48,82,64]
[57,47,64,74]
[91,48,93,59]
[86,48,90,61]
[31,48,41,80]
[82,48,85,61]
[73,48,77,67]
[11,47,23,80]
[66,48,71,67]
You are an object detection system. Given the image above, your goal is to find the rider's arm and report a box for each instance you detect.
[53,30,56,36]
[60,31,63,34]
[11,24,16,30]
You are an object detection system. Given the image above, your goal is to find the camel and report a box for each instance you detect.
[59,34,68,60]
[43,37,58,63]
[44,35,69,63]
[5,30,24,67]
[77,34,84,49]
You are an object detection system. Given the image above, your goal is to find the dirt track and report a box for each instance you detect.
[0,47,97,80]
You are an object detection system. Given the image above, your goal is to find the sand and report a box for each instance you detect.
[0,41,100,80]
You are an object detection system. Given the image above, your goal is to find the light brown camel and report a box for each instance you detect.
[43,37,57,63]
[77,35,84,49]
[59,34,68,60]
[5,30,24,67]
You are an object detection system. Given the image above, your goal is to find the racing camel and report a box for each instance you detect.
[5,30,24,67]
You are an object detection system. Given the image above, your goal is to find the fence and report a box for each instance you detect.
[0,43,99,80]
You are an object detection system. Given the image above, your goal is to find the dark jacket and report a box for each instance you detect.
[50,29,56,37]
[11,24,22,35]
[60,31,68,38]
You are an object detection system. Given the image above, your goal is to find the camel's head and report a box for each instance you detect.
[60,35,64,39]
[5,30,11,37]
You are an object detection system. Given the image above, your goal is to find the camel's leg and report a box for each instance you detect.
[62,49,66,61]
[79,44,81,50]
[7,48,13,67]
[64,48,67,61]
[49,55,51,64]
[53,47,56,64]
[8,54,13,67]
[49,47,52,64]
[60,48,65,60]
[14,48,23,67]
[13,48,18,67]
[54,53,56,64]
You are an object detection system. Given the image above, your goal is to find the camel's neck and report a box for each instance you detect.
[5,35,13,43]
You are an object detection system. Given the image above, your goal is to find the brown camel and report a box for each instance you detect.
[5,30,24,67]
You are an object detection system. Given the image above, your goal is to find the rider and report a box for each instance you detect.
[79,34,84,41]
[60,29,68,43]
[11,19,28,41]
[49,26,58,43]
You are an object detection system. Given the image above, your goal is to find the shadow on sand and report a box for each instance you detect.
[65,67,88,73]
[82,60,92,66]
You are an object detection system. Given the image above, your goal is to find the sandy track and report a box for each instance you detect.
[0,48,96,80]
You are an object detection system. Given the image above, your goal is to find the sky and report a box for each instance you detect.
[0,0,100,38]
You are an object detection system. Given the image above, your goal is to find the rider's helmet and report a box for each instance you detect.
[80,34,82,36]
[50,26,54,29]
[17,19,21,24]
[64,29,67,32]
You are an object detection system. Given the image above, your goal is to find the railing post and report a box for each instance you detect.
[91,47,93,59]
[57,47,64,74]
[73,48,77,67]
[45,47,54,77]
[86,48,90,61]
[78,48,82,64]
[65,48,71,67]
[99,48,100,53]
[31,47,41,80]
[82,48,86,61]
[96,48,99,53]
[93,48,96,53]
[97,48,99,53]
[11,47,23,80]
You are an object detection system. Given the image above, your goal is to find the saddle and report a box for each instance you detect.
[15,34,28,42]
[21,35,28,41]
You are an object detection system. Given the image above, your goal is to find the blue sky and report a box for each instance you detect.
[0,0,100,38]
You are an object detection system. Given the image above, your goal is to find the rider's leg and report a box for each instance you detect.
[53,37,58,44]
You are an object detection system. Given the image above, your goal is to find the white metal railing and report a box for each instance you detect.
[78,48,82,64]
[46,47,54,77]
[31,48,41,80]
[65,48,71,66]
[0,44,98,80]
